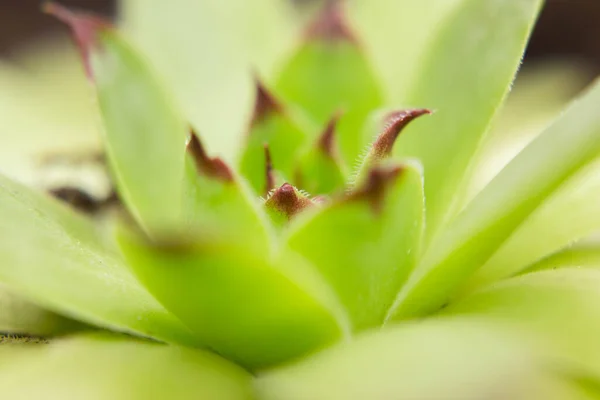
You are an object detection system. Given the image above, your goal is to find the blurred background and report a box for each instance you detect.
[0,0,598,199]
[1,0,598,72]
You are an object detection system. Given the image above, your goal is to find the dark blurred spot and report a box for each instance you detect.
[49,186,101,213]
[0,0,116,54]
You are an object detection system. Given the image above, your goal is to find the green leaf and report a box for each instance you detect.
[524,240,600,273]
[390,80,600,320]
[0,284,86,337]
[256,317,553,400]
[288,162,424,330]
[462,61,594,202]
[392,0,543,243]
[293,113,347,194]
[0,335,253,400]
[275,4,384,165]
[118,230,348,370]
[183,137,270,252]
[346,0,462,104]
[0,174,198,346]
[122,0,306,161]
[445,269,600,378]
[238,85,308,196]
[89,29,188,236]
[462,157,600,293]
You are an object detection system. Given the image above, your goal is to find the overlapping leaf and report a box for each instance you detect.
[84,21,189,237]
[287,161,424,330]
[118,229,348,370]
[390,80,600,320]
[0,174,198,346]
[0,284,85,337]
[524,238,600,273]
[462,157,600,293]
[238,84,309,195]
[275,2,384,165]
[346,0,462,104]
[183,136,270,252]
[392,0,543,244]
[122,0,308,160]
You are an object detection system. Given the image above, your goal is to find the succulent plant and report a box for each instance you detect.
[1,0,600,398]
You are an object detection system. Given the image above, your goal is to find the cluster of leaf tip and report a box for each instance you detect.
[35,0,434,369]
[237,7,432,227]
[5,0,600,398]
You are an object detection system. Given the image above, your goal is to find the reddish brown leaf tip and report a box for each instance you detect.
[348,165,403,212]
[187,131,233,182]
[43,2,111,79]
[318,111,343,158]
[306,0,356,43]
[371,109,432,159]
[264,144,276,196]
[251,79,283,127]
[265,183,314,220]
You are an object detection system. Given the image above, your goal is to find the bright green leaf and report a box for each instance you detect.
[293,113,348,195]
[276,21,384,165]
[288,162,424,330]
[0,174,198,346]
[118,230,348,370]
[295,148,346,196]
[393,0,543,244]
[238,93,308,196]
[256,317,554,400]
[0,335,253,400]
[390,79,600,320]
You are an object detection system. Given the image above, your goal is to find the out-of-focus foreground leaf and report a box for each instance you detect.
[256,317,569,400]
[118,229,348,370]
[0,335,254,400]
[447,269,600,380]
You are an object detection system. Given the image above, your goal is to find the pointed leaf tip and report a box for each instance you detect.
[348,165,403,212]
[372,109,432,159]
[265,183,314,220]
[187,131,233,182]
[43,2,111,79]
[264,144,276,196]
[251,79,283,127]
[318,111,343,158]
[306,0,356,42]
